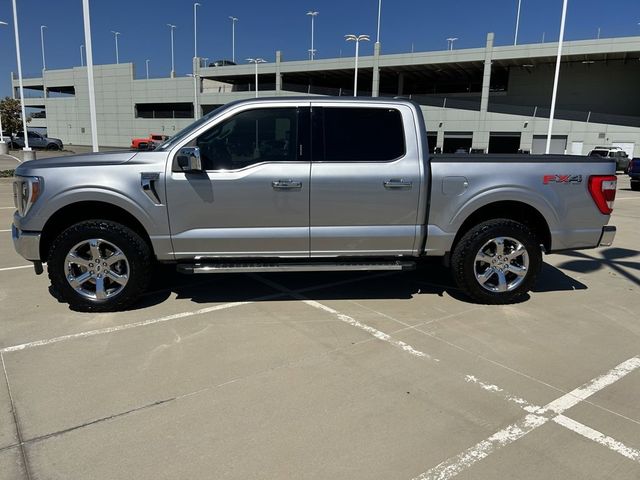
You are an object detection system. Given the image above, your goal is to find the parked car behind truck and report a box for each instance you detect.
[131,134,169,151]
[589,146,631,172]
[12,98,617,311]
[12,131,63,151]
[628,158,640,191]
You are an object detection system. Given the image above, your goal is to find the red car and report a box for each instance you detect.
[131,134,169,150]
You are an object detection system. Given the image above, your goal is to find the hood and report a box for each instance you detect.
[15,151,138,173]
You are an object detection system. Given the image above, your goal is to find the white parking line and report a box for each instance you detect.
[0,229,11,233]
[0,271,397,353]
[252,274,437,361]
[466,374,640,464]
[413,356,640,480]
[1,301,253,353]
[552,415,640,462]
[0,265,31,272]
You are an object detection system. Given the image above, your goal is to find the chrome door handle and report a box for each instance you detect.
[272,179,303,190]
[384,179,413,189]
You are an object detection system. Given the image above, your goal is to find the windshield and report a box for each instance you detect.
[155,105,227,152]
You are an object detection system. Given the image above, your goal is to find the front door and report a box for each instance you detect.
[165,105,311,259]
[309,104,422,257]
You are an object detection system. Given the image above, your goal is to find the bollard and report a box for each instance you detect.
[22,149,36,161]
[0,142,8,155]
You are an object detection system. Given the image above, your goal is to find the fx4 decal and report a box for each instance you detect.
[543,174,583,185]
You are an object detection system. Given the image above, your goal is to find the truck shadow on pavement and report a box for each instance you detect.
[132,260,588,311]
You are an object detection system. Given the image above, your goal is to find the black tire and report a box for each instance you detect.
[631,182,640,192]
[47,220,152,312]
[46,143,60,151]
[451,219,542,304]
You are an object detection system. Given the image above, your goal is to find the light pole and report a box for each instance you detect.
[229,17,238,63]
[83,0,99,152]
[167,24,176,77]
[446,37,458,50]
[11,0,33,157]
[246,58,266,98]
[514,0,522,46]
[145,59,150,79]
[193,2,201,60]
[40,25,47,71]
[376,0,382,44]
[545,0,569,154]
[345,34,370,97]
[80,44,84,66]
[111,30,120,64]
[306,11,318,60]
[0,21,7,151]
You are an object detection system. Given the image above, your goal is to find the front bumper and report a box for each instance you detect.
[598,226,616,247]
[12,224,41,261]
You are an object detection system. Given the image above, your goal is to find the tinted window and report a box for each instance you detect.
[196,108,298,170]
[317,107,405,162]
[590,150,608,157]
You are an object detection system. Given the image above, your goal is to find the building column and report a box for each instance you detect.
[275,50,282,95]
[372,42,381,97]
[475,32,494,153]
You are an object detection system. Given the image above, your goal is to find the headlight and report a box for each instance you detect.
[13,176,43,216]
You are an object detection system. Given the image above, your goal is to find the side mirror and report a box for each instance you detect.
[177,147,203,172]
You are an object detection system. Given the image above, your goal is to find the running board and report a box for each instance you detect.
[177,261,416,274]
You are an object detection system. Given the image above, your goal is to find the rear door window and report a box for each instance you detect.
[313,107,405,162]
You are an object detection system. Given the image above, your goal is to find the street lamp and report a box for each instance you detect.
[344,34,369,97]
[83,0,99,152]
[246,58,266,98]
[145,59,150,79]
[306,11,318,60]
[229,16,238,63]
[111,30,120,64]
[11,0,33,157]
[514,0,522,45]
[193,2,201,60]
[167,24,176,77]
[0,21,7,152]
[446,37,458,50]
[545,0,569,154]
[40,25,47,71]
[376,0,382,44]
[80,44,84,66]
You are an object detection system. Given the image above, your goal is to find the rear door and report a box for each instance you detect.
[309,103,422,257]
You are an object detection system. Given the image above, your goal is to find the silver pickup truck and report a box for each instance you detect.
[12,98,617,311]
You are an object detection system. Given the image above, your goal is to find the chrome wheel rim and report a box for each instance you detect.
[474,236,529,293]
[64,238,129,301]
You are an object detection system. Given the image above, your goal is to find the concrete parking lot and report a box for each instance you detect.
[0,175,639,479]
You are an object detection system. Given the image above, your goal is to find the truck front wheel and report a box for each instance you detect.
[451,219,542,304]
[47,220,152,312]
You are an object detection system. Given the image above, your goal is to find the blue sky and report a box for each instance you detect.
[0,0,639,97]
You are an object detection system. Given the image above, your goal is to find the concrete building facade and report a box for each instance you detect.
[12,34,640,156]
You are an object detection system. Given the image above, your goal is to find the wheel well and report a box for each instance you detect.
[452,201,551,253]
[40,201,154,261]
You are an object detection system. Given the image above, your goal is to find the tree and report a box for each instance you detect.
[0,97,30,136]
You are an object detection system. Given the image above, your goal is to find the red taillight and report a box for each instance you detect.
[588,175,617,215]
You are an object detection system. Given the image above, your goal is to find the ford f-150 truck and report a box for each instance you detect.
[12,98,617,311]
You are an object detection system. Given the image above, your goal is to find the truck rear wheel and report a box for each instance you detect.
[451,219,542,304]
[47,220,152,312]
